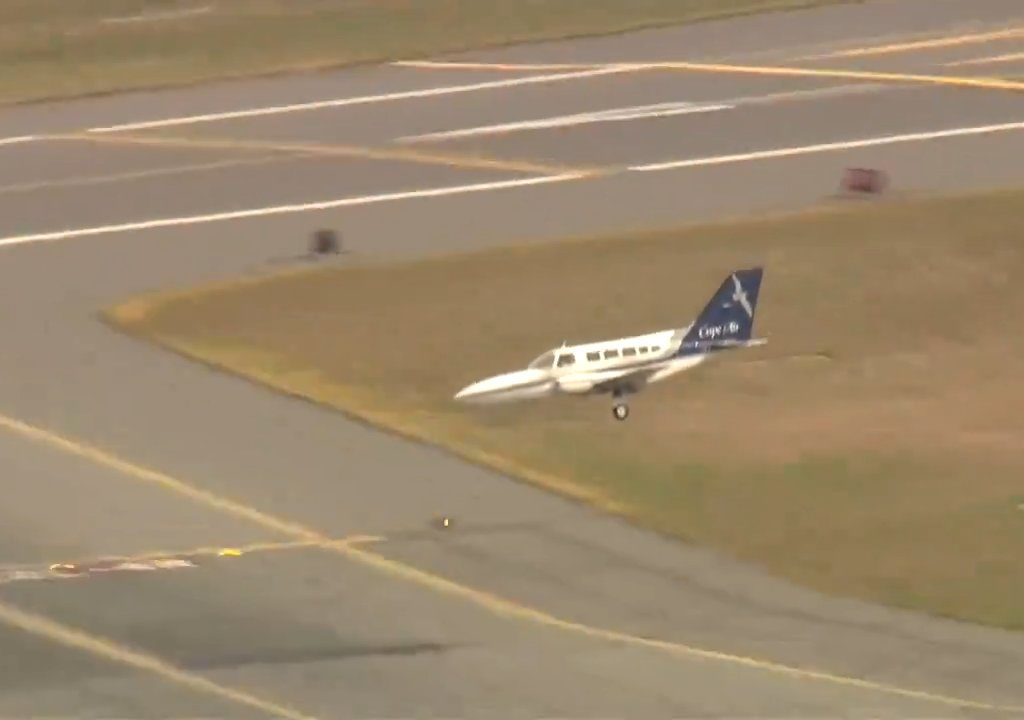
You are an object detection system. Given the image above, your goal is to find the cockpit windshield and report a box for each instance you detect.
[527,350,556,369]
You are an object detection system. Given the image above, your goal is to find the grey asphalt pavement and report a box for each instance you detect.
[1,1,1023,717]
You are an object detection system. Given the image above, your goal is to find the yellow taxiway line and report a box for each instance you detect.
[0,600,319,720]
[946,50,1024,67]
[637,59,1024,92]
[398,58,1024,93]
[1,409,1022,714]
[808,25,1024,59]
[53,131,596,178]
[395,60,598,71]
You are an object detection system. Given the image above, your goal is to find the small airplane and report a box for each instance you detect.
[454,267,766,420]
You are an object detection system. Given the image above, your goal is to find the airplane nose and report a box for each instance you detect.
[454,382,481,401]
[454,369,546,403]
[454,373,516,402]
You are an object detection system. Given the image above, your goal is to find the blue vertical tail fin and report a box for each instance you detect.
[677,268,764,354]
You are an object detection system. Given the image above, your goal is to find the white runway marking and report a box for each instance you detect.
[0,174,584,247]
[400,101,733,142]
[399,84,883,143]
[0,135,38,146]
[85,67,636,134]
[629,120,1024,171]
[946,50,1024,67]
[102,5,213,24]
[394,60,599,71]
[3,120,1023,247]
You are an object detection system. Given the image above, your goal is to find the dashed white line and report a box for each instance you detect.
[0,135,38,146]
[400,101,733,142]
[394,60,600,71]
[0,174,585,247]
[400,84,884,143]
[85,67,637,134]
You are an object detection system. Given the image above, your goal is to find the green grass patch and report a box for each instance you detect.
[1,0,856,105]
[106,189,1024,629]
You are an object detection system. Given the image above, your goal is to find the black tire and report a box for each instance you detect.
[612,404,629,421]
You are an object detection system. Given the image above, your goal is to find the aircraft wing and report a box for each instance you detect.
[589,365,662,394]
[555,366,661,395]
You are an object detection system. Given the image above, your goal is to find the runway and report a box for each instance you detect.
[1,0,1023,716]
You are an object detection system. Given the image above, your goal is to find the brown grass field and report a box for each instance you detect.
[108,189,1024,629]
[0,0,852,105]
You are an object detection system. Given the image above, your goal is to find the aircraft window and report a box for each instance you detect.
[528,351,556,369]
[622,347,636,357]
[586,351,601,361]
[603,349,619,359]
[556,353,575,367]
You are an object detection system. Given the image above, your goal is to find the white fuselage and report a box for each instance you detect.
[454,327,707,403]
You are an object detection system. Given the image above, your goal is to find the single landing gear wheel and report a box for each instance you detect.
[612,404,629,421]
